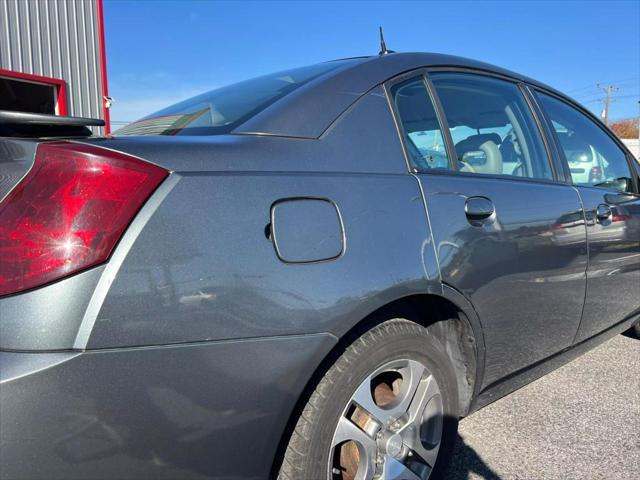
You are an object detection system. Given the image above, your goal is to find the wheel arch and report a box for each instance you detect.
[270,289,486,478]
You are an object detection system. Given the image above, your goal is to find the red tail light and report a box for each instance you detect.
[589,166,603,183]
[612,214,630,223]
[0,142,168,296]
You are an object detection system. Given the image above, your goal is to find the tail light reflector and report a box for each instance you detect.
[612,214,630,223]
[589,166,603,183]
[0,142,168,296]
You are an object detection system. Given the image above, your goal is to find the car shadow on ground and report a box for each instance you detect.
[444,433,503,480]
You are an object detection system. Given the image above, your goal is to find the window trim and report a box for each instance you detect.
[520,85,572,184]
[0,68,68,116]
[384,67,563,185]
[531,86,640,195]
[423,74,460,173]
[383,69,457,173]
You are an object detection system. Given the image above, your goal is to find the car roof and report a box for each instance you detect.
[233,52,566,139]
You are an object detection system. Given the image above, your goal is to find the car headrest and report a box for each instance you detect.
[455,133,502,155]
[455,133,503,174]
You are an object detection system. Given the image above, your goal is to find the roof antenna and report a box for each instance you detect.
[378,26,394,55]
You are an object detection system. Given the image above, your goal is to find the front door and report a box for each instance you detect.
[535,91,640,342]
[388,72,588,389]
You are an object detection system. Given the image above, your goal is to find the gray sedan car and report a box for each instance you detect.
[1,52,639,480]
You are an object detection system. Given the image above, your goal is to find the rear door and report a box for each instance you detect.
[387,72,588,388]
[534,91,640,342]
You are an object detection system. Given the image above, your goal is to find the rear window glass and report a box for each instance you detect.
[115,60,356,136]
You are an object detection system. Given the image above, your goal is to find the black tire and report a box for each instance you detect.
[626,321,640,339]
[278,318,460,480]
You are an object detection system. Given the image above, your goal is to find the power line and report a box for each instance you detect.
[574,90,638,101]
[581,94,640,106]
[567,85,599,95]
[573,82,640,101]
[566,75,639,95]
[576,95,604,103]
[612,78,640,86]
[611,94,640,99]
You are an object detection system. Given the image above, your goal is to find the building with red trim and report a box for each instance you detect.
[0,0,110,134]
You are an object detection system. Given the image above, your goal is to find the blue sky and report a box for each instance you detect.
[104,0,640,125]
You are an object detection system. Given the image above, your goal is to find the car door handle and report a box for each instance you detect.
[465,196,495,223]
[596,204,612,222]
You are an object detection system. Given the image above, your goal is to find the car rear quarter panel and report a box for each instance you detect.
[85,172,441,348]
[78,86,442,349]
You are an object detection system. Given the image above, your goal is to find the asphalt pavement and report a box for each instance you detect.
[447,333,640,480]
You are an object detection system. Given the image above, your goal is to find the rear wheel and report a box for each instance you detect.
[626,320,640,339]
[279,319,459,480]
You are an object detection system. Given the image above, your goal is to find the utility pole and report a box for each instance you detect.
[597,84,620,125]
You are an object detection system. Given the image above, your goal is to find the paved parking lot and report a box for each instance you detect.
[447,333,640,479]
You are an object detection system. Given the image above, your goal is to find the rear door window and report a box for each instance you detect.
[390,76,450,170]
[535,92,634,192]
[430,72,553,180]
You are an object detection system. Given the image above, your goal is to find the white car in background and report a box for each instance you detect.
[557,131,607,184]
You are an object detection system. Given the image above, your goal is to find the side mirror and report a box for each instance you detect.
[594,177,631,193]
[611,177,630,192]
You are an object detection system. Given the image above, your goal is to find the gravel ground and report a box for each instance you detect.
[447,333,640,480]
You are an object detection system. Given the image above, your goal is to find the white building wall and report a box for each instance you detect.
[621,139,639,160]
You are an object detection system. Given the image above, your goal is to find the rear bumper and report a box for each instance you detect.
[0,333,336,480]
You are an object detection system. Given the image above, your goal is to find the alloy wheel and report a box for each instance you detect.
[328,358,444,480]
